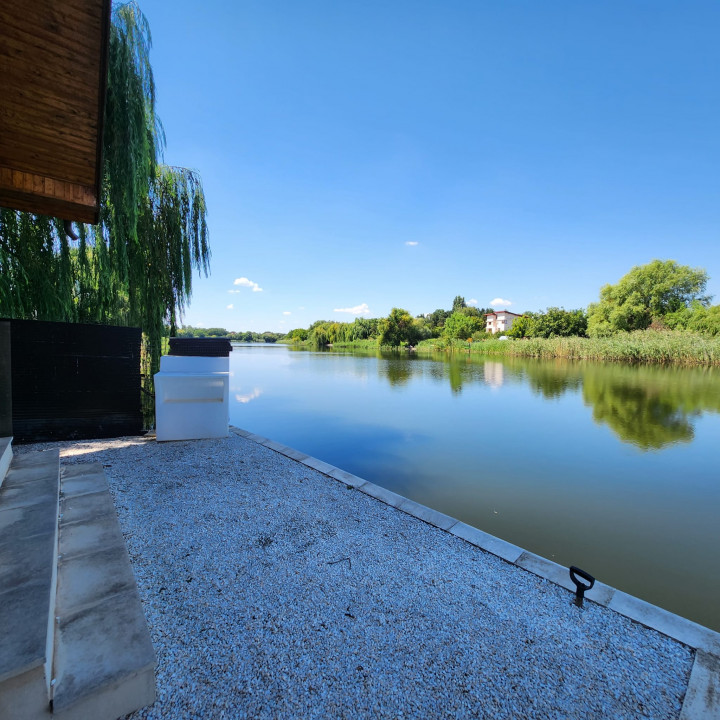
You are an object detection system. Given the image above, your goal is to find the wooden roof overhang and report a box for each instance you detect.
[0,0,111,224]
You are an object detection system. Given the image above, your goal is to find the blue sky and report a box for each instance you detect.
[138,0,720,332]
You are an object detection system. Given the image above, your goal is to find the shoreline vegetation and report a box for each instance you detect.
[282,330,720,367]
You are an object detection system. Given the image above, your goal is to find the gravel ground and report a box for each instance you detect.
[22,433,694,719]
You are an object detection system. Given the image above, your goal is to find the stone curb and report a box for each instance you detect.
[229,426,720,719]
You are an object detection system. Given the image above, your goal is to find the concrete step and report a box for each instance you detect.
[0,448,60,720]
[51,463,155,720]
[0,436,12,488]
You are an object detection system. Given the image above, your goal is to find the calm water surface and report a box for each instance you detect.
[228,344,720,631]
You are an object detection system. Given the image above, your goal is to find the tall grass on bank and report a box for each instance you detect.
[416,330,720,366]
[284,338,379,350]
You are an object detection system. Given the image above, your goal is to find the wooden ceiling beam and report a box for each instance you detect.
[0,0,111,224]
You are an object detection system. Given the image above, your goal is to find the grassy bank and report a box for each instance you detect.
[283,339,380,350]
[416,330,720,366]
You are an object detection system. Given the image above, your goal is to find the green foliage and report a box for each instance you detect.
[177,325,283,343]
[471,330,491,341]
[176,326,228,337]
[686,305,720,336]
[505,314,532,338]
[423,298,491,338]
[458,305,484,318]
[424,308,451,336]
[411,316,434,342]
[307,320,343,347]
[442,311,484,340]
[587,260,710,336]
[133,165,209,362]
[349,317,381,341]
[285,328,309,343]
[665,302,720,337]
[506,307,587,338]
[379,308,420,347]
[103,1,162,278]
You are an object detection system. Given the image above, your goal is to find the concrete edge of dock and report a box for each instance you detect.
[230,425,720,720]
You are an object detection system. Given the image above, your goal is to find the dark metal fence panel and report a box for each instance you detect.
[9,319,142,442]
[0,321,11,437]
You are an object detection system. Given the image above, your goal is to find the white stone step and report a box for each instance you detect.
[0,449,60,720]
[51,463,155,720]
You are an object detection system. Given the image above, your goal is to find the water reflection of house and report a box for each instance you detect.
[485,310,522,334]
[483,362,505,388]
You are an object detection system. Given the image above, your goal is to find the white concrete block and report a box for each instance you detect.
[680,651,720,720]
[357,482,406,508]
[450,522,524,563]
[397,498,458,531]
[609,591,720,655]
[328,467,366,488]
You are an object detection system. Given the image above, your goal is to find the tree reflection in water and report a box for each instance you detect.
[388,351,720,450]
[521,359,720,449]
[309,347,720,451]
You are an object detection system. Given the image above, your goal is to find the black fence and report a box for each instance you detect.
[0,319,143,443]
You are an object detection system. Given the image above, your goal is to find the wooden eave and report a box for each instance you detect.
[0,0,111,224]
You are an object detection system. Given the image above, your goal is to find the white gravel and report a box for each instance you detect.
[23,433,694,719]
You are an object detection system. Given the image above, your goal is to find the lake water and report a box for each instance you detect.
[228,344,720,631]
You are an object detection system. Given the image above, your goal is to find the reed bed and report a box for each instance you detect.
[418,331,720,366]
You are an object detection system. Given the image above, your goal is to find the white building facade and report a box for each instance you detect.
[485,310,523,334]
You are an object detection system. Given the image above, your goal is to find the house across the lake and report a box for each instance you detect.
[485,310,523,334]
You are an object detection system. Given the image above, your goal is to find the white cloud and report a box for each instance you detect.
[283,311,291,316]
[468,298,478,306]
[234,277,263,292]
[490,297,512,307]
[334,302,371,315]
[228,289,241,294]
[226,304,234,310]
[405,241,419,246]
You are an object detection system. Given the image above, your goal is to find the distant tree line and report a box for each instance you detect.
[281,260,720,349]
[283,296,500,349]
[176,326,283,343]
[282,295,591,348]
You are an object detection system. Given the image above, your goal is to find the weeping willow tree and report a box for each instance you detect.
[0,1,209,376]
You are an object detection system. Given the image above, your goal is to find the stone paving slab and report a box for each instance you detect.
[58,514,128,562]
[0,449,59,685]
[0,451,60,511]
[60,486,118,526]
[52,589,156,718]
[0,578,55,683]
[57,545,139,612]
[0,528,56,589]
[60,463,108,497]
